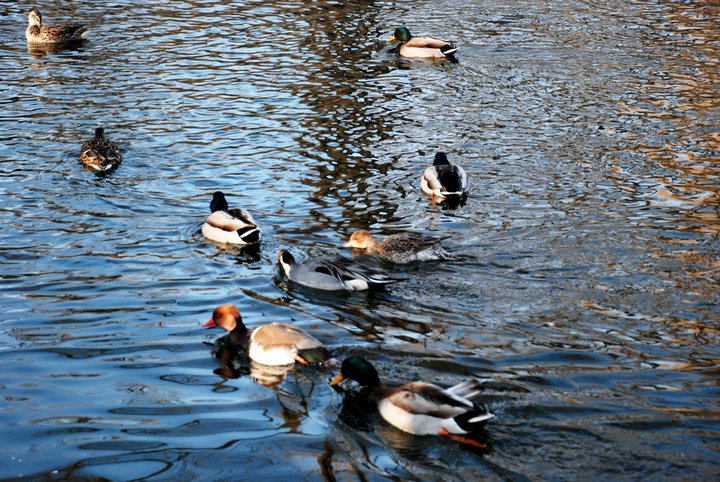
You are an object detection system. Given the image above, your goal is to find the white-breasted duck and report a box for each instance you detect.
[421,152,468,199]
[202,191,261,245]
[203,304,329,366]
[331,356,493,447]
[388,27,457,59]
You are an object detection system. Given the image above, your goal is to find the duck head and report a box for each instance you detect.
[203,304,246,333]
[331,356,381,388]
[343,230,377,250]
[209,191,229,213]
[388,27,412,43]
[94,127,105,139]
[28,8,42,27]
[433,152,450,166]
[276,249,295,275]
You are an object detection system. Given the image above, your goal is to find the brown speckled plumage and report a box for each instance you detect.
[80,127,122,172]
[26,8,87,45]
[344,230,451,264]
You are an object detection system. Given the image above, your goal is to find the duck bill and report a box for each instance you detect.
[387,35,396,42]
[340,242,352,248]
[330,373,344,386]
[202,318,216,328]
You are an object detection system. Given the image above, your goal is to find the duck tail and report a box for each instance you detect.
[454,404,494,432]
[236,226,261,244]
[440,44,458,57]
[298,347,331,366]
[368,273,406,289]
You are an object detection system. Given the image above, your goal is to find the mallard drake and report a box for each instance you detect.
[277,249,401,291]
[202,191,261,245]
[203,304,329,366]
[343,230,451,264]
[79,127,122,172]
[331,356,493,447]
[388,27,457,59]
[421,152,468,199]
[26,8,88,45]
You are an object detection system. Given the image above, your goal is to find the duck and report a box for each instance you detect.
[343,230,451,264]
[277,249,401,291]
[26,7,88,45]
[421,152,468,199]
[79,127,122,172]
[202,304,329,366]
[387,27,457,59]
[202,191,261,245]
[331,356,493,447]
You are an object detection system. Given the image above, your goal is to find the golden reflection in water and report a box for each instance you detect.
[284,2,399,232]
[606,2,720,315]
[630,2,719,224]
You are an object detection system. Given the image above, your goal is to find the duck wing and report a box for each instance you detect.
[252,322,325,350]
[80,139,114,171]
[311,256,399,286]
[205,210,257,232]
[385,382,474,419]
[99,140,122,164]
[404,36,453,49]
[226,208,257,226]
[40,24,87,42]
[381,233,444,253]
[435,164,467,195]
[251,323,329,365]
[400,36,457,58]
[423,166,445,192]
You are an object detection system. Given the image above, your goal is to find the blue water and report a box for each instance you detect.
[1,0,718,479]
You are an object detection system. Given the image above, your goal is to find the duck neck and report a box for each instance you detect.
[227,321,249,347]
[210,194,229,213]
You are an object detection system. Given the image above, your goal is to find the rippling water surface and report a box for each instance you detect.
[1,0,718,479]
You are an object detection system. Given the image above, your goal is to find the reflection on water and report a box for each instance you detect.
[0,0,718,479]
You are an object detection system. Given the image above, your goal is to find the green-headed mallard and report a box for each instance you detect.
[202,191,261,245]
[26,7,88,45]
[421,152,468,199]
[343,230,451,264]
[277,250,402,291]
[388,27,457,59]
[331,356,493,447]
[79,127,122,172]
[203,304,330,366]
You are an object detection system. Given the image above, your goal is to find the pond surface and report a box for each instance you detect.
[1,0,719,479]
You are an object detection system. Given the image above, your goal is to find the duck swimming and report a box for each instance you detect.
[202,191,261,245]
[79,127,122,172]
[203,304,329,366]
[26,7,88,45]
[388,27,457,59]
[331,356,493,447]
[343,230,451,264]
[277,249,401,291]
[421,152,468,199]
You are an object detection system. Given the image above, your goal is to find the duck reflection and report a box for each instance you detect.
[204,240,261,263]
[429,193,467,210]
[208,341,294,387]
[27,42,85,60]
[331,382,376,433]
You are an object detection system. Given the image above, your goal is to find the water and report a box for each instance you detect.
[1,0,718,479]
